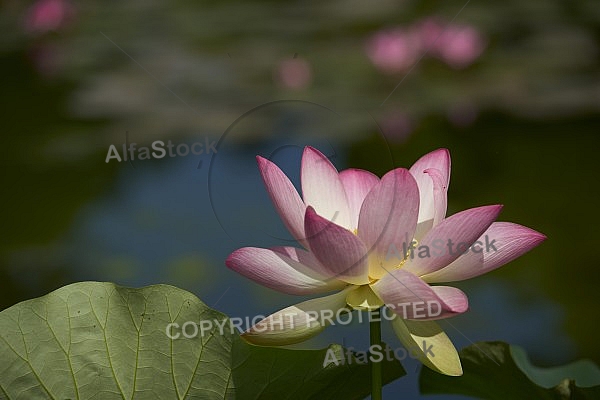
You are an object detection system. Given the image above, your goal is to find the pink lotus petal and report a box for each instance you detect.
[409,148,451,230]
[270,245,322,265]
[404,205,503,277]
[301,146,352,230]
[339,168,380,230]
[257,156,307,248]
[372,269,468,320]
[304,206,370,285]
[226,247,347,295]
[271,246,350,282]
[430,286,469,313]
[421,222,547,283]
[424,167,448,226]
[357,168,419,279]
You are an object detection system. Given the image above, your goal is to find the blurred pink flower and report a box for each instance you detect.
[28,43,62,77]
[448,102,478,127]
[435,25,486,69]
[381,111,415,143]
[368,18,486,73]
[413,17,445,50]
[275,58,313,90]
[366,28,420,74]
[24,0,74,35]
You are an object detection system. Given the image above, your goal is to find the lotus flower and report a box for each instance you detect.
[275,57,313,90]
[24,0,75,35]
[434,25,486,69]
[226,147,545,376]
[366,28,420,74]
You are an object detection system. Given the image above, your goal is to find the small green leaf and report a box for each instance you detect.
[0,282,405,399]
[419,341,600,400]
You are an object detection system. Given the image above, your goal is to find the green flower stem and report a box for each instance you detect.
[370,308,383,400]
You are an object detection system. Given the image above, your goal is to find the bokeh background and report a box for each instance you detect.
[1,0,599,398]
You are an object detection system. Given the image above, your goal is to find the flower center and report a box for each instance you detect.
[345,284,384,311]
[369,238,418,282]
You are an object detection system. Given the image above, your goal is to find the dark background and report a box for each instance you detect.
[1,0,599,398]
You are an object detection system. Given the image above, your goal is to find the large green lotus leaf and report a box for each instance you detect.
[0,281,234,399]
[0,282,405,399]
[419,341,600,399]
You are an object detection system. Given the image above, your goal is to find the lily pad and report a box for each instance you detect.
[419,341,600,399]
